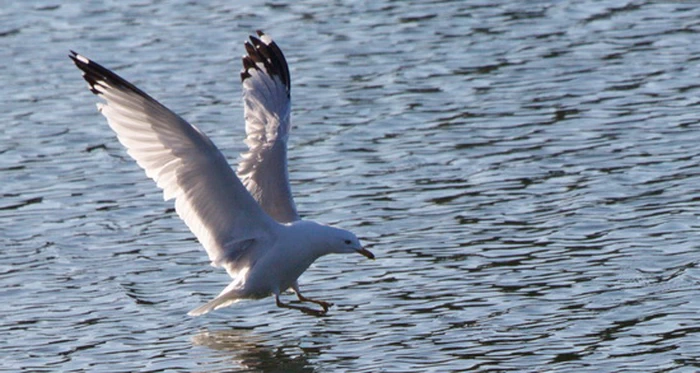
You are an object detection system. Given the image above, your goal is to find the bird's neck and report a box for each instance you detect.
[286,220,335,258]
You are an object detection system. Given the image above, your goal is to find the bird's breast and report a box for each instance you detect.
[243,245,318,295]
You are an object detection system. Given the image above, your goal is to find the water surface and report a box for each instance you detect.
[3,1,700,371]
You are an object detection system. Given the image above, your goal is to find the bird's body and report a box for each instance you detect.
[70,31,374,316]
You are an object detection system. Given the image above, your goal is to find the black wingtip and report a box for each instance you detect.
[240,31,291,96]
[68,50,80,64]
[69,51,155,100]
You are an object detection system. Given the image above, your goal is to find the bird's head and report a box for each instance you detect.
[303,222,374,259]
[334,229,374,259]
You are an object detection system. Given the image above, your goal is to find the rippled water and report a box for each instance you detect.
[3,0,700,371]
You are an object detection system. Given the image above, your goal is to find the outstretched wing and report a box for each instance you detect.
[70,51,277,276]
[237,31,300,223]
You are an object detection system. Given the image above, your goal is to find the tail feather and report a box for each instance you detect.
[188,288,243,317]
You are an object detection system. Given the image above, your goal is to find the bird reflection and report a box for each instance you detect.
[192,328,316,373]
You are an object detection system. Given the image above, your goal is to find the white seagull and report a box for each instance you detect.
[70,31,374,316]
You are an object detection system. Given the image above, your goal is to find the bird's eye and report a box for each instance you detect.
[344,240,351,245]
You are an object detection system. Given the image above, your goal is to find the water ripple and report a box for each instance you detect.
[4,0,700,372]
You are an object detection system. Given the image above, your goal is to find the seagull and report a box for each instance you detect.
[70,30,374,317]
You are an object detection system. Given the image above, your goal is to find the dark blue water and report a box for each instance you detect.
[3,1,700,371]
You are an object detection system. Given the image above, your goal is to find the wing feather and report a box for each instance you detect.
[70,51,277,275]
[237,31,299,223]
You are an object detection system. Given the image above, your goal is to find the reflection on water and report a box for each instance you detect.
[4,0,700,371]
[193,329,315,373]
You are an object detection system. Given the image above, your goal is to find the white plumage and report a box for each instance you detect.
[70,31,374,316]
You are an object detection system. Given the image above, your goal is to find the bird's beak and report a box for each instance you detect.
[356,247,375,260]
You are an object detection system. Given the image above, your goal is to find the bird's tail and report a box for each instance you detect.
[188,286,244,317]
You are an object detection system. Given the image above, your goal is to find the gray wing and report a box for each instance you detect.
[237,31,300,223]
[70,51,278,277]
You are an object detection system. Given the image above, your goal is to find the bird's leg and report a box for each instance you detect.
[275,294,326,316]
[292,282,333,313]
